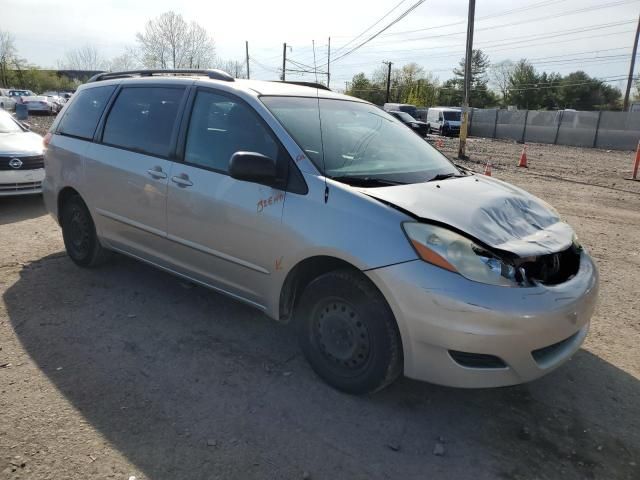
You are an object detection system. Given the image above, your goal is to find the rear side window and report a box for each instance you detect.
[102,87,184,158]
[184,90,280,172]
[57,85,115,140]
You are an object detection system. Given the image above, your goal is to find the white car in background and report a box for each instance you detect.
[0,109,44,196]
[21,95,60,115]
[0,89,17,111]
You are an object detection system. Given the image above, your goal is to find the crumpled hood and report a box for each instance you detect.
[0,131,43,156]
[360,175,574,257]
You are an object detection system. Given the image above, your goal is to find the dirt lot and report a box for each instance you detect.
[0,129,639,479]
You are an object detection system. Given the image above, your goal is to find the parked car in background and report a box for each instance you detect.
[383,103,418,118]
[0,109,45,196]
[415,107,428,122]
[0,89,17,111]
[388,110,429,137]
[8,89,36,103]
[21,95,60,115]
[426,107,462,136]
[41,94,67,110]
[43,70,598,394]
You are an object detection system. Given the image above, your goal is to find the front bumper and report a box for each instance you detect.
[366,252,599,388]
[0,168,45,196]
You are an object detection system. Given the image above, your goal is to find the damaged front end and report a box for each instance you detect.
[402,220,583,288]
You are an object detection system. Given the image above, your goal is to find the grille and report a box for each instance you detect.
[0,155,45,171]
[449,350,507,369]
[518,245,581,285]
[0,181,42,192]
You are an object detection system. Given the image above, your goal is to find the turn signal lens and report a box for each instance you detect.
[43,132,52,148]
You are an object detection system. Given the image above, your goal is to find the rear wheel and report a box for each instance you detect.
[60,194,110,267]
[296,269,403,394]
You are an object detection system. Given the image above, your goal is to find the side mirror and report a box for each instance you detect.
[229,151,280,187]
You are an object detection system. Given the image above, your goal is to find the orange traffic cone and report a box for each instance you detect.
[483,161,492,176]
[518,145,528,168]
[632,140,640,180]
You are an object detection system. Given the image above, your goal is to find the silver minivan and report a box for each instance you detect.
[43,70,598,394]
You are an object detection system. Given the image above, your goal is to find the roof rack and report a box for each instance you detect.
[87,69,235,83]
[272,81,331,91]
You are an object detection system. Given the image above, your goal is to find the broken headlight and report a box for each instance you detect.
[403,222,519,287]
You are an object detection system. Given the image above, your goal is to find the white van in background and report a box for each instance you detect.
[426,107,462,136]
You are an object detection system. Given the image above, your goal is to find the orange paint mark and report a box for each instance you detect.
[257,192,285,213]
[275,257,284,271]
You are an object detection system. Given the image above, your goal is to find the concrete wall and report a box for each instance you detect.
[468,108,640,151]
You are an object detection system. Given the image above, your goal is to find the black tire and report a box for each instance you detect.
[60,194,110,267]
[296,269,403,394]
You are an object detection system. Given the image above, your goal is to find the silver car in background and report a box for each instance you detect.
[21,95,60,115]
[42,70,598,394]
[0,109,45,196]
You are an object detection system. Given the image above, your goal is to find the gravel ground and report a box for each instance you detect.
[0,134,639,480]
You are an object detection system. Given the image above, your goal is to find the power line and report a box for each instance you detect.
[378,0,636,39]
[330,0,427,64]
[331,0,408,57]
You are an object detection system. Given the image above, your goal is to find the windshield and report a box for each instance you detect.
[443,111,461,121]
[393,111,416,122]
[261,97,458,184]
[9,91,30,97]
[0,113,23,133]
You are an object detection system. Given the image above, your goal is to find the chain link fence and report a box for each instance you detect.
[468,108,640,150]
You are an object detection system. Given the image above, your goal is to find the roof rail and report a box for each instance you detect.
[87,69,235,83]
[271,81,331,91]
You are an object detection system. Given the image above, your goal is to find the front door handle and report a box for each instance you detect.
[171,173,193,188]
[147,166,167,179]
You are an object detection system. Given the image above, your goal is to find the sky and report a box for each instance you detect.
[3,0,639,92]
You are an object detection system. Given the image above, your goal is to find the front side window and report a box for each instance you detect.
[261,97,458,184]
[184,90,279,172]
[57,85,115,140]
[103,87,184,158]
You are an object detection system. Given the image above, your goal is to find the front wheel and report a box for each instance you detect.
[60,194,110,267]
[296,270,403,394]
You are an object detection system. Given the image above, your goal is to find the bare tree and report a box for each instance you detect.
[59,45,106,71]
[490,60,515,105]
[136,11,216,69]
[0,30,17,87]
[108,49,139,72]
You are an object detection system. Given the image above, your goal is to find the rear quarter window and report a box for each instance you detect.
[57,85,116,140]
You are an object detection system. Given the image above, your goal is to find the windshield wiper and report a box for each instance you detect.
[330,175,404,187]
[426,172,466,182]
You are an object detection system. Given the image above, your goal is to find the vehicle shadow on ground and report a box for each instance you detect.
[0,195,46,225]
[4,253,639,480]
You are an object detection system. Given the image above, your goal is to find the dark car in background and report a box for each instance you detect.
[388,110,429,137]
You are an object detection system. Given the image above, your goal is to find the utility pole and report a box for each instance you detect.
[458,0,476,159]
[327,37,331,88]
[245,41,250,79]
[282,42,287,81]
[383,61,393,103]
[623,13,640,111]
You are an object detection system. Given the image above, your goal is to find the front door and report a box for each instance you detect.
[165,89,288,308]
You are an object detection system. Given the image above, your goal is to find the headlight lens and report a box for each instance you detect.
[403,222,518,286]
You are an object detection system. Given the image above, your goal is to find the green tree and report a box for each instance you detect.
[450,49,496,107]
[507,59,540,109]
